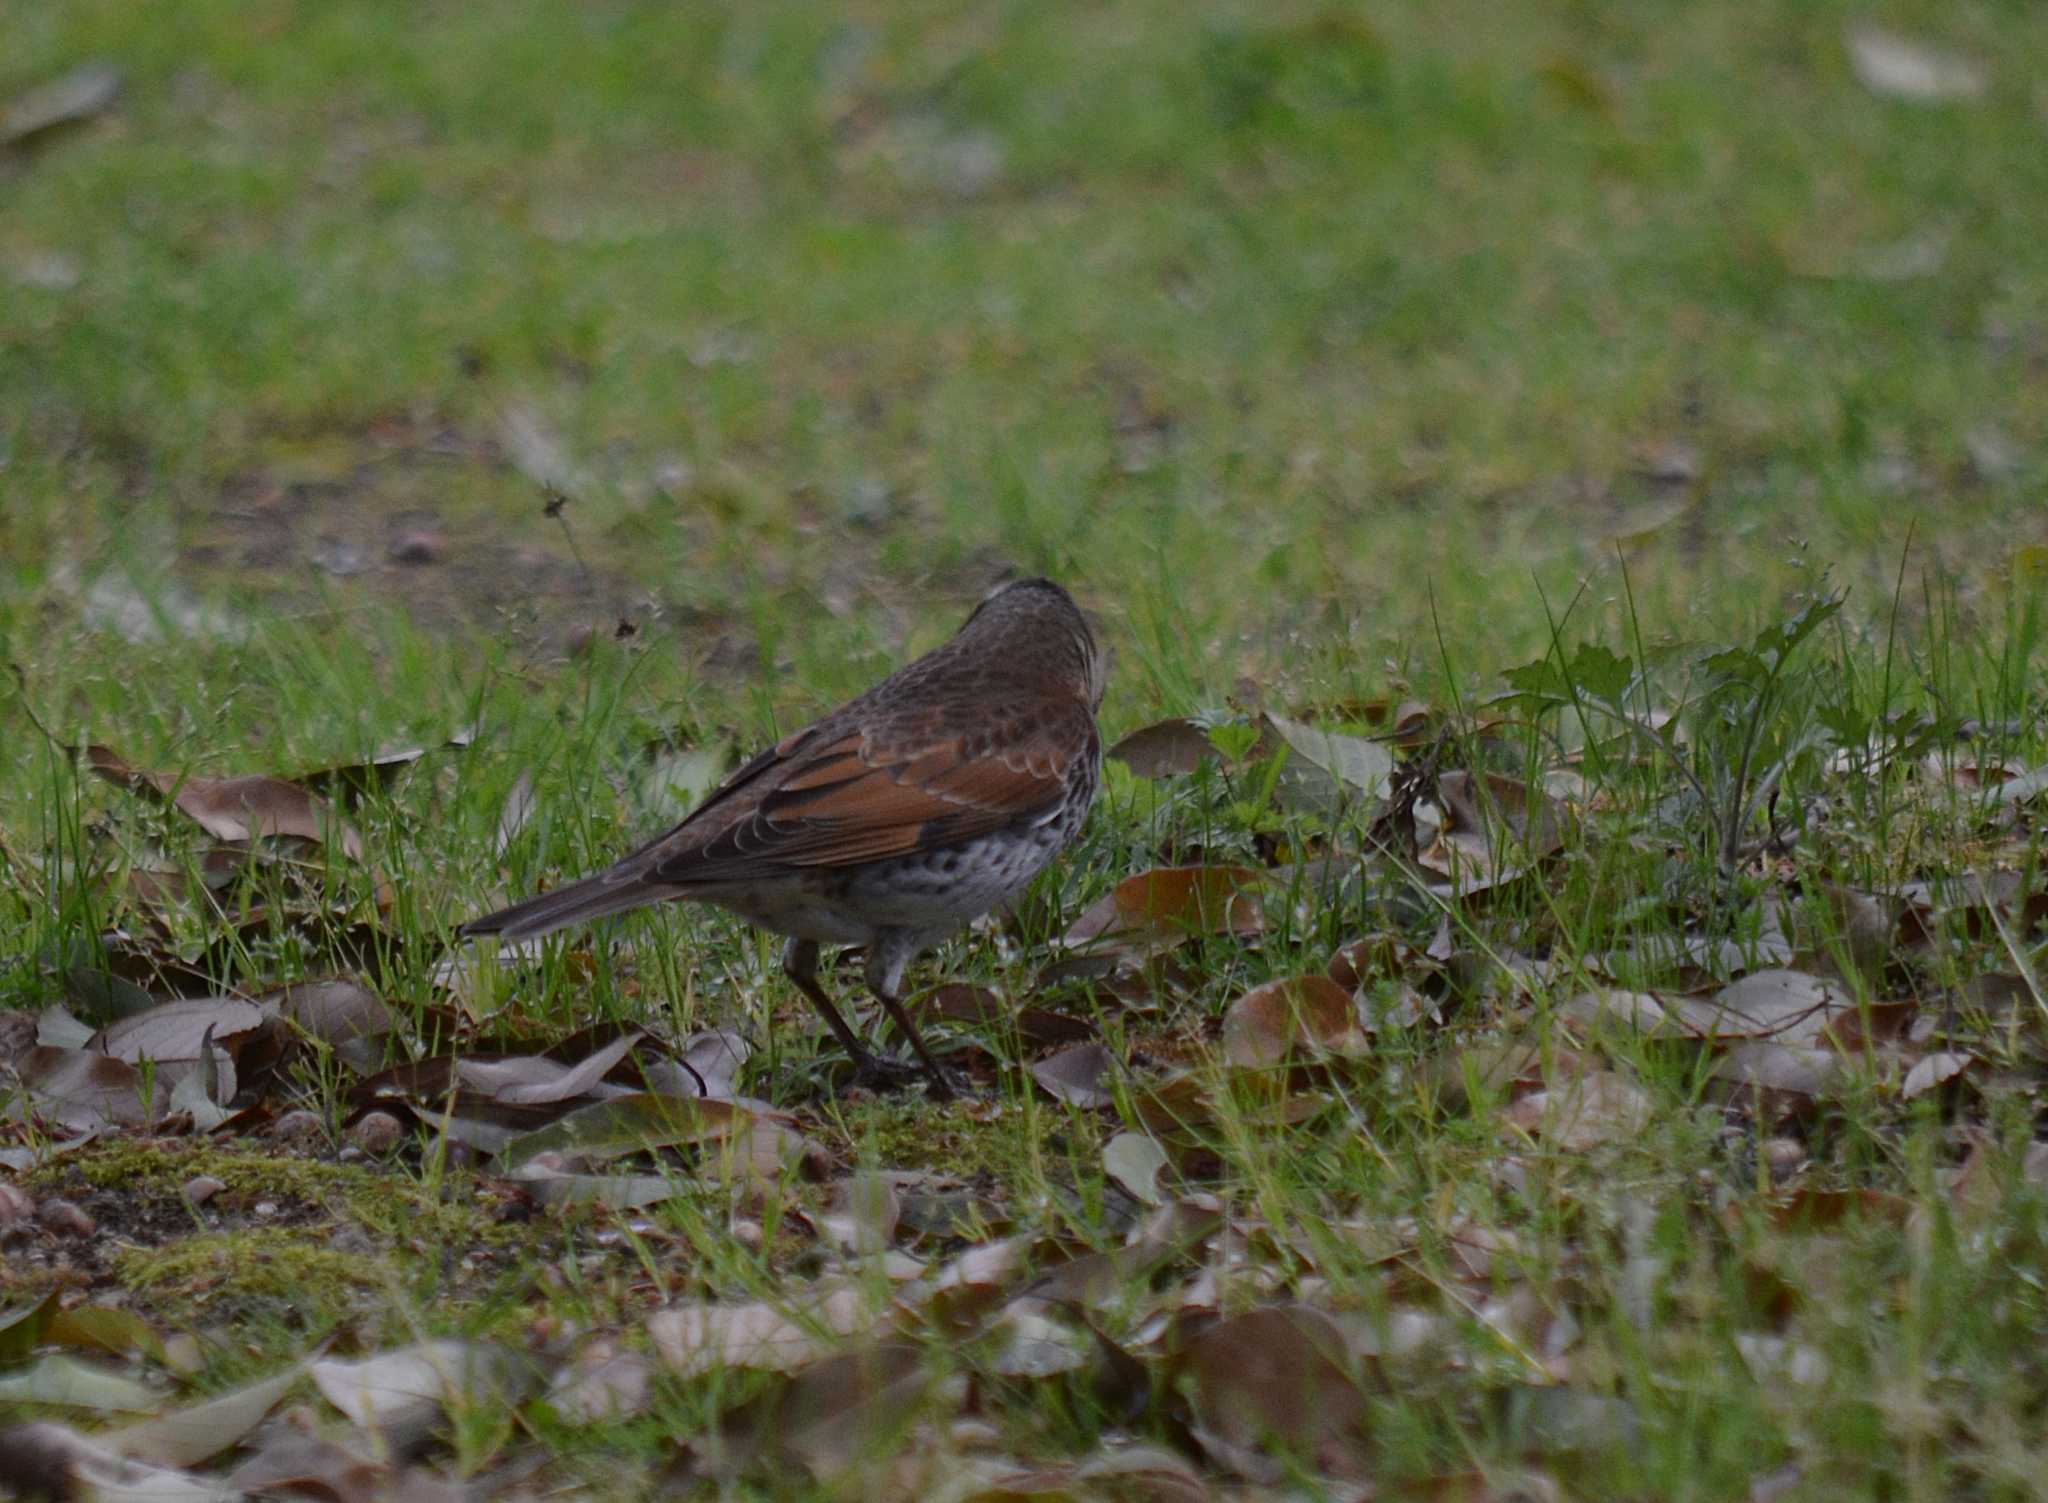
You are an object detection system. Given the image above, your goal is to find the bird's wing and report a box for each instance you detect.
[646,701,1095,882]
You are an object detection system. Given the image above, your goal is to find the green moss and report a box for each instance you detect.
[115,1227,379,1307]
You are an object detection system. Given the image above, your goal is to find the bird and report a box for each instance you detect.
[458,577,1105,1099]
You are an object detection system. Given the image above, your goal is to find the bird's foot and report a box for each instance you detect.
[846,1051,967,1101]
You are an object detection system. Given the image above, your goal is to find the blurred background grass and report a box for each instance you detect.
[2,0,2045,708]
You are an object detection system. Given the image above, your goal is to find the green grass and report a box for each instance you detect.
[5,0,2046,669]
[4,1,2048,1498]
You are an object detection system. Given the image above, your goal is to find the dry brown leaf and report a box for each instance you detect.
[88,745,365,860]
[748,1341,932,1481]
[1107,718,1218,778]
[1559,988,1725,1040]
[545,1346,655,1425]
[91,996,268,1066]
[453,1029,643,1106]
[264,978,391,1049]
[1029,1043,1117,1108]
[1261,711,1394,807]
[225,1432,387,1503]
[1062,865,1266,954]
[818,1171,902,1257]
[310,1340,534,1443]
[1177,1304,1371,1480]
[1418,771,1564,895]
[1221,975,1366,1069]
[649,1286,873,1379]
[1734,1333,1830,1387]
[1712,1042,1851,1119]
[104,1358,306,1467]
[1703,970,1854,1046]
[0,63,121,150]
[1327,932,1443,993]
[1899,1050,1972,1101]
[16,1046,154,1128]
[1504,1071,1655,1151]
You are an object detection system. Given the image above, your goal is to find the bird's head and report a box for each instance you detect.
[964,576,1105,710]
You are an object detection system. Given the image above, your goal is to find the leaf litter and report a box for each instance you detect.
[9,599,2048,1497]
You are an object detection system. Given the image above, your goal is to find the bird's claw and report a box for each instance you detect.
[847,1051,966,1101]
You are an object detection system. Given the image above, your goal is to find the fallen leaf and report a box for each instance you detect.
[493,770,537,855]
[672,1027,750,1099]
[88,745,365,860]
[1261,711,1393,809]
[16,1047,154,1128]
[649,1287,873,1379]
[1846,25,1985,102]
[1221,975,1367,1068]
[0,63,121,150]
[0,1422,232,1503]
[1504,1071,1655,1151]
[1103,1132,1170,1206]
[1900,1050,1972,1101]
[1176,1305,1370,1480]
[92,997,268,1067]
[1030,1044,1117,1108]
[106,1359,306,1467]
[985,1300,1095,1378]
[910,984,1095,1047]
[492,1092,759,1172]
[1107,718,1218,778]
[1711,1042,1849,1118]
[454,1029,644,1106]
[818,1171,901,1257]
[544,1346,654,1425]
[265,978,392,1050]
[1062,865,1266,954]
[1418,771,1564,895]
[1734,1333,1830,1387]
[1703,970,1852,1046]
[0,1294,60,1364]
[0,1355,161,1412]
[1327,932,1442,993]
[1558,988,1726,1040]
[311,1340,533,1445]
[753,1341,932,1481]
[224,1431,386,1503]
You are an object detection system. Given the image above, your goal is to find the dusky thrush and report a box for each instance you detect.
[458,577,1104,1097]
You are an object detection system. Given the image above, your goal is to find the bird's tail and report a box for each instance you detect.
[456,862,659,942]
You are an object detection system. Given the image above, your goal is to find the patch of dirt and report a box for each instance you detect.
[7,1140,357,1299]
[175,414,656,649]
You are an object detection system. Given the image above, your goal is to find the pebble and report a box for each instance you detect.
[387,528,447,565]
[37,1198,94,1238]
[348,1111,405,1155]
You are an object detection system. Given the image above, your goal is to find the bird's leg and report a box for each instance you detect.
[780,937,878,1071]
[865,935,959,1101]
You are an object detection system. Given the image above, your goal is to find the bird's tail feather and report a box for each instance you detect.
[457,865,657,942]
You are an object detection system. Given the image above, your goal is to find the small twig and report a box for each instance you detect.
[6,661,64,751]
[542,484,594,596]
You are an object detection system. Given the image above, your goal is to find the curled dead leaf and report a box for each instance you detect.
[1221,975,1366,1069]
[1029,1043,1117,1108]
[87,745,365,861]
[1418,771,1563,895]
[1062,865,1266,955]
